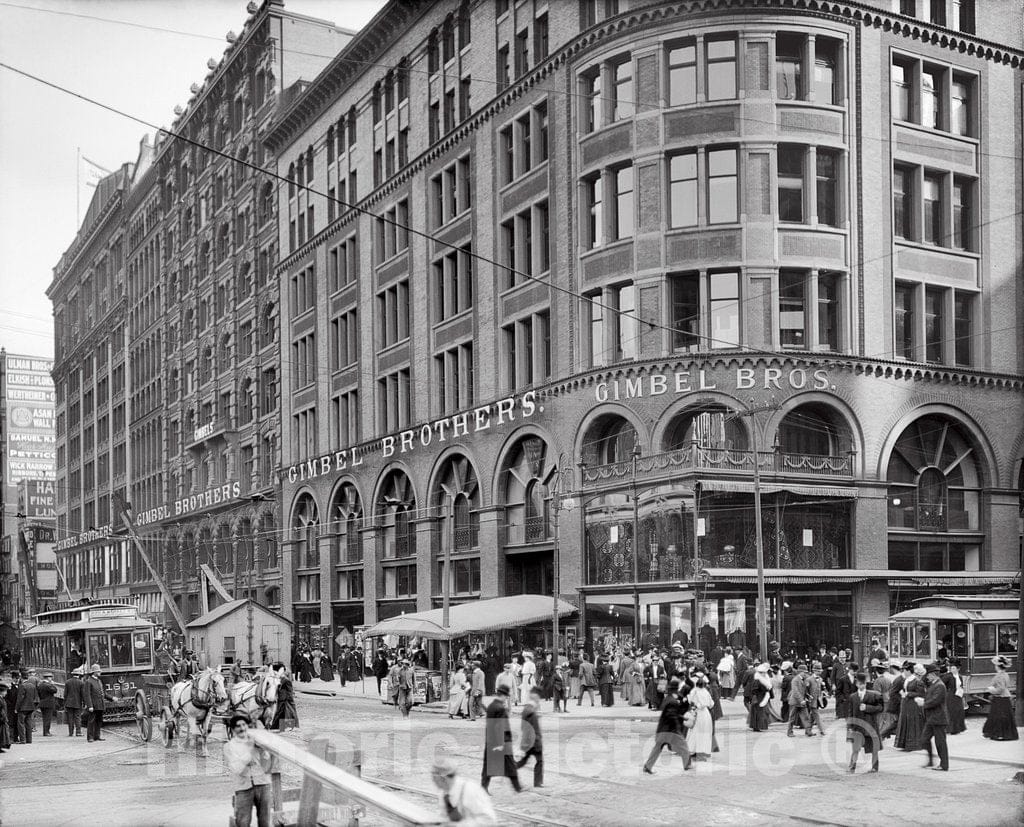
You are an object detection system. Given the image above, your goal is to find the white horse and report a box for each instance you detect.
[168,667,228,757]
[225,669,281,732]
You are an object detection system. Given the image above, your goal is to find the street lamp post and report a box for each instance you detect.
[549,454,570,663]
[631,444,641,648]
[440,495,453,701]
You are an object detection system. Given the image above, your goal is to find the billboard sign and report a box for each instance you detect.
[4,354,56,483]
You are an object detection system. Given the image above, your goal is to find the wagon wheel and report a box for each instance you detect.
[135,691,152,742]
[161,707,176,748]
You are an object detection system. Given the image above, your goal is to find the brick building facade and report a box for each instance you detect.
[267,0,1023,661]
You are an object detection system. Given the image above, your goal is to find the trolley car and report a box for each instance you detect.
[21,600,155,723]
[888,593,1018,711]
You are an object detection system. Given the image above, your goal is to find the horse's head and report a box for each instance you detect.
[210,668,228,703]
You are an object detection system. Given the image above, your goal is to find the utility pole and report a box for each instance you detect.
[728,400,781,663]
[631,444,641,648]
[113,493,187,634]
[549,454,569,663]
[440,495,453,701]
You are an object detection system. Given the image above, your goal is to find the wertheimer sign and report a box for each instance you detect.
[287,390,540,484]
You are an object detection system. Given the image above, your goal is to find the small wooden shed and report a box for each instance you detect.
[186,599,291,668]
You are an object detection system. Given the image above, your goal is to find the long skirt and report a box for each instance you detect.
[447,688,467,717]
[748,703,770,732]
[894,698,925,750]
[710,685,723,721]
[687,707,714,756]
[626,677,646,706]
[646,681,663,709]
[319,660,334,682]
[946,694,967,735]
[272,699,299,730]
[982,697,1018,741]
[569,676,581,699]
[599,684,614,707]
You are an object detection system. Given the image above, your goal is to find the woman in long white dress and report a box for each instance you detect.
[447,665,468,719]
[686,673,715,760]
[520,652,537,692]
[768,666,784,722]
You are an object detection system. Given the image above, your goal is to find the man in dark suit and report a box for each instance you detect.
[481,684,522,792]
[469,661,486,721]
[64,666,85,736]
[37,672,58,736]
[642,677,691,774]
[85,664,112,742]
[918,662,950,771]
[847,671,884,772]
[834,661,858,719]
[516,686,544,787]
[14,669,39,744]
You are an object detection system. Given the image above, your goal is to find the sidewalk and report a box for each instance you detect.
[299,677,1024,767]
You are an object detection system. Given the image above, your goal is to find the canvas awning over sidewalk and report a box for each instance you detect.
[363,594,577,640]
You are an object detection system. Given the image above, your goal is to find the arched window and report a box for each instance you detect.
[501,437,554,544]
[376,470,416,559]
[434,455,480,551]
[582,415,638,466]
[663,405,747,451]
[292,493,319,569]
[259,182,273,225]
[887,415,981,534]
[329,482,362,564]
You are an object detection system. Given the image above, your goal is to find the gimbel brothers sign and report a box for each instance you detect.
[594,366,832,402]
[288,390,540,484]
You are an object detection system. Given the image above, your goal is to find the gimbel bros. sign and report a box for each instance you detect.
[594,367,832,402]
[287,390,540,484]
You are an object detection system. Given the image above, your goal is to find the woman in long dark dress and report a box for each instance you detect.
[943,660,967,735]
[747,664,773,732]
[270,664,299,731]
[894,664,926,750]
[983,656,1018,741]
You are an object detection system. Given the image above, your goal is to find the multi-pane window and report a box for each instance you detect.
[502,200,548,288]
[708,271,740,348]
[612,167,634,240]
[292,408,317,459]
[924,287,943,363]
[385,564,416,598]
[777,145,840,227]
[585,284,635,367]
[670,273,700,351]
[707,149,738,224]
[705,38,737,101]
[291,334,316,389]
[431,156,472,227]
[328,237,358,293]
[585,174,603,248]
[377,279,410,349]
[332,390,359,446]
[330,309,359,370]
[435,342,475,412]
[953,291,973,366]
[952,177,972,250]
[893,166,912,239]
[668,42,697,106]
[778,270,842,351]
[891,56,975,137]
[433,245,474,321]
[894,282,915,360]
[376,199,409,262]
[669,152,698,228]
[515,29,529,76]
[534,13,549,62]
[377,368,411,432]
[499,103,549,184]
[776,34,803,100]
[497,44,510,91]
[612,58,634,120]
[922,173,942,244]
[290,265,315,316]
[775,35,839,105]
[582,69,602,133]
[438,558,481,595]
[503,312,551,388]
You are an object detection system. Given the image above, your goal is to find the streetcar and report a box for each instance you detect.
[21,599,156,722]
[888,593,1018,711]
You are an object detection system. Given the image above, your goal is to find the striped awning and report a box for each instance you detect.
[703,568,867,584]
[890,573,1019,588]
[699,481,858,498]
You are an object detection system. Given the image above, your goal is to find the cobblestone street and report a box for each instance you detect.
[2,684,1021,826]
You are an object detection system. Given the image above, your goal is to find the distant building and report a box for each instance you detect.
[264,0,1024,661]
[48,0,353,631]
[0,352,56,633]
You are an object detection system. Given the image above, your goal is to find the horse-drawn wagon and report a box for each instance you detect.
[133,665,280,755]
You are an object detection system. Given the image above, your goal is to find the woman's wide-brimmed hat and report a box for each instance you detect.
[991,655,1010,669]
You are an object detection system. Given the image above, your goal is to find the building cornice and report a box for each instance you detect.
[265,0,1024,158]
[49,189,123,298]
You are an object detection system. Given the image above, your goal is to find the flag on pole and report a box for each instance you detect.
[81,156,110,189]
